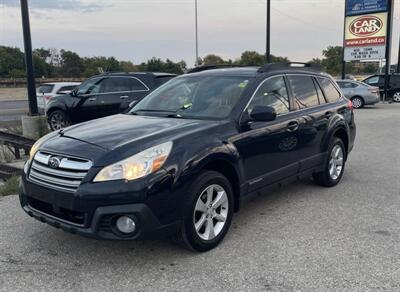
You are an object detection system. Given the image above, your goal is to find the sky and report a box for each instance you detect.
[0,0,399,67]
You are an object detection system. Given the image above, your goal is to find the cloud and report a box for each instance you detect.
[1,0,107,12]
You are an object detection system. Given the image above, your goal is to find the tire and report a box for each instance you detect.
[393,91,400,103]
[313,138,346,187]
[351,96,364,109]
[180,170,234,252]
[48,110,70,131]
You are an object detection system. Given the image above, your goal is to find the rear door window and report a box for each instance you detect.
[317,78,341,103]
[101,77,132,93]
[155,76,174,87]
[313,78,326,104]
[287,75,319,109]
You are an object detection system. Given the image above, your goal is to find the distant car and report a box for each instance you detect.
[362,74,400,102]
[45,72,177,130]
[36,82,81,113]
[336,80,380,109]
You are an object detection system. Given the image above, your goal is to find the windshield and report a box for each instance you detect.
[130,76,251,119]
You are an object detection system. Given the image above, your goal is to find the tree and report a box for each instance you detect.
[0,46,25,77]
[59,50,84,77]
[202,54,226,65]
[321,46,343,76]
[239,51,264,66]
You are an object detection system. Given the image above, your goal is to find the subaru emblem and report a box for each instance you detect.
[48,156,61,169]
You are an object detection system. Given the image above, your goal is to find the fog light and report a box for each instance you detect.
[116,216,136,234]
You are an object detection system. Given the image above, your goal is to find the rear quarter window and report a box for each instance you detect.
[317,78,341,103]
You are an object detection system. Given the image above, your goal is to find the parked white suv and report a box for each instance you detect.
[36,82,80,113]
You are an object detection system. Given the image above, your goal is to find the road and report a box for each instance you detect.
[0,100,28,121]
[0,104,399,291]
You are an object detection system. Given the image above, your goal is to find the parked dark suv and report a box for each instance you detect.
[362,73,400,102]
[20,63,356,252]
[46,72,176,130]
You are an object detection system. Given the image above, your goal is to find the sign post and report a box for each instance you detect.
[20,0,38,116]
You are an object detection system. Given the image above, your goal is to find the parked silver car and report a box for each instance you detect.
[336,80,380,109]
[36,82,80,113]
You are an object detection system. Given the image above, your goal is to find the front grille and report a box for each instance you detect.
[28,151,92,193]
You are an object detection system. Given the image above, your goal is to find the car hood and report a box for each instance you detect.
[58,114,219,150]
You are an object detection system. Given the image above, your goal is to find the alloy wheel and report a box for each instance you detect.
[352,97,363,109]
[193,184,229,241]
[393,92,400,103]
[329,145,344,180]
[50,113,68,130]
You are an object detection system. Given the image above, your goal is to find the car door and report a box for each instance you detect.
[232,75,303,192]
[287,75,333,171]
[73,77,104,122]
[97,76,133,117]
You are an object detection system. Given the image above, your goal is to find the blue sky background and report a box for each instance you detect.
[0,0,399,66]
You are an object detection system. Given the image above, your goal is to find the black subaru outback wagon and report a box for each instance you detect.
[20,63,356,252]
[46,72,176,130]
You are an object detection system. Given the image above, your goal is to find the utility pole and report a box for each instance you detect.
[397,14,400,73]
[383,0,394,101]
[266,0,271,63]
[341,0,347,80]
[195,0,199,66]
[20,0,38,116]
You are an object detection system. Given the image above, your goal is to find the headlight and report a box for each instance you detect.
[93,141,173,182]
[29,134,50,160]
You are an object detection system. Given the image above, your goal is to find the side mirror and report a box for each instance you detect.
[249,105,277,122]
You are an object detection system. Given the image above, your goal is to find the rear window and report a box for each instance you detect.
[337,81,357,89]
[317,78,341,103]
[288,75,319,108]
[37,84,54,94]
[57,85,78,93]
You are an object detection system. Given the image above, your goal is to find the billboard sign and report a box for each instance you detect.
[344,46,385,61]
[344,12,387,61]
[346,0,388,16]
[344,12,387,47]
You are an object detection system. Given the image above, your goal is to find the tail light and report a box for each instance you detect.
[347,100,354,111]
[368,88,379,95]
[43,95,52,103]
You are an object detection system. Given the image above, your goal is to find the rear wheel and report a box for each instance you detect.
[180,171,233,252]
[351,96,364,109]
[393,91,400,103]
[313,138,346,187]
[48,110,70,131]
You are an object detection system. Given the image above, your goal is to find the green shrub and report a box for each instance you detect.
[0,176,20,197]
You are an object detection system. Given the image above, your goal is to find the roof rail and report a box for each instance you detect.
[186,64,243,74]
[258,62,323,73]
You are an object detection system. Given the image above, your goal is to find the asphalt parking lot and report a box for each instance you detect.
[0,103,399,291]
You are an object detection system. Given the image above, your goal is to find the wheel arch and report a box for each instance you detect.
[200,158,242,213]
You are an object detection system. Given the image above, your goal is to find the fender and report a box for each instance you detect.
[321,113,350,153]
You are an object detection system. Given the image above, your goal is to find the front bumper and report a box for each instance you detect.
[19,173,181,240]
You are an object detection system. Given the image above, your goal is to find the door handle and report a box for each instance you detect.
[120,95,129,99]
[88,97,97,101]
[286,121,299,132]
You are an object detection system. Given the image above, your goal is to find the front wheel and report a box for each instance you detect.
[180,171,234,252]
[48,110,70,131]
[313,138,346,187]
[393,91,400,103]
